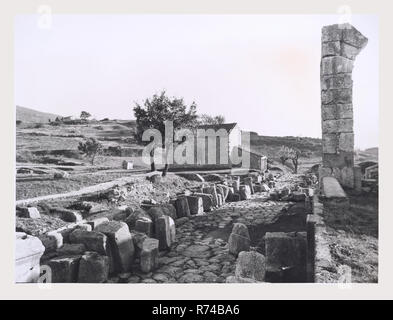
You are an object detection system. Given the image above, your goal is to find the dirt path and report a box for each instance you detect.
[15,174,148,206]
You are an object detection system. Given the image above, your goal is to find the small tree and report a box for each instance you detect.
[288,147,302,174]
[277,145,290,165]
[78,137,102,165]
[198,114,225,125]
[133,90,198,176]
[80,111,91,121]
[277,146,302,173]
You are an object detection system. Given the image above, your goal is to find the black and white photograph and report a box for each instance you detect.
[13,12,379,286]
[2,0,393,308]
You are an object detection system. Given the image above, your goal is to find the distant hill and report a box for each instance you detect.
[16,106,62,123]
[242,131,322,159]
[364,147,378,156]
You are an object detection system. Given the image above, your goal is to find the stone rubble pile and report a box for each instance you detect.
[15,170,307,283]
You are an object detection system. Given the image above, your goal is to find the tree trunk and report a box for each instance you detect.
[292,158,298,173]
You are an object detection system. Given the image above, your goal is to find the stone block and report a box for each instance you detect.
[322,176,347,199]
[239,185,251,200]
[159,204,177,220]
[322,24,342,42]
[232,179,240,193]
[122,160,133,170]
[227,192,241,202]
[341,42,362,60]
[140,238,159,273]
[321,56,353,75]
[57,243,86,255]
[135,217,153,237]
[342,25,368,49]
[174,196,191,218]
[338,133,354,152]
[87,217,109,230]
[235,251,266,282]
[77,252,109,283]
[217,184,230,200]
[340,166,355,189]
[192,193,213,212]
[15,233,45,283]
[39,232,63,255]
[69,229,108,255]
[46,231,63,249]
[95,221,135,273]
[321,74,352,91]
[17,207,41,219]
[321,88,352,105]
[244,177,254,194]
[322,134,338,154]
[322,151,354,168]
[47,255,81,283]
[336,104,353,119]
[322,119,353,133]
[265,231,307,282]
[54,208,83,223]
[215,185,225,203]
[321,41,341,57]
[202,186,219,206]
[217,193,223,206]
[155,215,175,250]
[321,105,336,120]
[228,223,251,256]
[125,208,151,229]
[186,196,203,215]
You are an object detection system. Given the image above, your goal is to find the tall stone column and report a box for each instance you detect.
[320,23,368,188]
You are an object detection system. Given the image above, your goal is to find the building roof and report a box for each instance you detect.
[196,122,238,132]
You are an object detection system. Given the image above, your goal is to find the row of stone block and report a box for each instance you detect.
[39,217,164,282]
[322,132,354,154]
[321,88,352,105]
[321,103,352,120]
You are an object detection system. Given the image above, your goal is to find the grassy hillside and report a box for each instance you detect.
[16,106,62,123]
[243,131,322,159]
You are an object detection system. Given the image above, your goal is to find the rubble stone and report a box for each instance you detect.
[140,238,159,273]
[235,251,266,281]
[47,255,81,283]
[77,251,109,283]
[95,221,135,273]
[228,223,251,256]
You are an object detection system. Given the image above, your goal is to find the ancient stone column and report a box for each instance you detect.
[320,23,368,188]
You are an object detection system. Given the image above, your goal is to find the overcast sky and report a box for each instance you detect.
[15,14,378,149]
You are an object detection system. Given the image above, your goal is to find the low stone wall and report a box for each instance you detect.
[308,190,352,283]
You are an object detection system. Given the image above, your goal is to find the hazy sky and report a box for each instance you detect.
[15,14,378,149]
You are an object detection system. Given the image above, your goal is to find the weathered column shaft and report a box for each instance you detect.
[320,23,368,188]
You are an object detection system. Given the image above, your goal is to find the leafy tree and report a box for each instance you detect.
[288,148,302,174]
[198,114,225,125]
[277,145,303,173]
[78,137,102,165]
[277,145,290,165]
[133,90,198,176]
[80,111,91,121]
